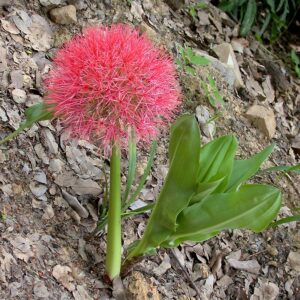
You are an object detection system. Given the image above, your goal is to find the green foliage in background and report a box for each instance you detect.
[219,0,300,42]
[176,46,224,109]
[291,49,300,78]
[176,46,210,75]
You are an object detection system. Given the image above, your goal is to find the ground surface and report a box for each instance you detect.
[0,0,300,299]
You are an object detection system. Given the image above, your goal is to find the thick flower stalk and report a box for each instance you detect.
[45,24,181,280]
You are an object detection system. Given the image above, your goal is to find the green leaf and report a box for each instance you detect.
[24,103,54,127]
[122,129,137,204]
[261,163,300,174]
[240,0,257,36]
[259,11,271,36]
[0,103,54,146]
[198,135,237,192]
[266,0,275,12]
[123,140,157,211]
[226,144,275,192]
[291,49,300,65]
[268,215,300,228]
[126,115,201,259]
[185,66,196,75]
[189,178,225,205]
[167,184,281,246]
[121,203,155,218]
[189,55,210,66]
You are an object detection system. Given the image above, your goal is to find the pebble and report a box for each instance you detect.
[287,251,300,272]
[29,182,48,198]
[246,105,276,139]
[12,89,26,103]
[49,5,77,24]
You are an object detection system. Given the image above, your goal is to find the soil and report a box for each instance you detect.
[0,0,299,299]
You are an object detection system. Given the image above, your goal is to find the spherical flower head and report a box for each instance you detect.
[45,24,181,149]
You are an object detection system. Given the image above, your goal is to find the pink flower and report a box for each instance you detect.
[45,24,181,148]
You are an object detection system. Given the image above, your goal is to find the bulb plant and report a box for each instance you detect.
[0,24,292,284]
[43,25,181,280]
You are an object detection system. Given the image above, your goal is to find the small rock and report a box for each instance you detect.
[245,105,276,139]
[12,89,26,104]
[10,70,23,88]
[34,171,47,184]
[262,282,279,300]
[287,251,300,272]
[29,182,48,198]
[266,245,278,257]
[213,43,244,88]
[127,271,160,300]
[49,5,77,25]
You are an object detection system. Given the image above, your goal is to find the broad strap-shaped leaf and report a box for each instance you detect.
[167,184,281,246]
[198,135,237,192]
[189,178,225,205]
[126,115,201,259]
[226,144,275,192]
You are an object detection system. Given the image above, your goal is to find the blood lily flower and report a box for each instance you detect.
[44,24,181,281]
[45,24,181,148]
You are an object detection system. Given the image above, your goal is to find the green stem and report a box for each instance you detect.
[0,125,25,146]
[105,143,122,280]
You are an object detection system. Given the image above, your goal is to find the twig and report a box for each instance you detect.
[170,248,202,300]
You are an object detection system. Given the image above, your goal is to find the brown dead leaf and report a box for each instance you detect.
[1,19,20,34]
[52,264,75,292]
[10,235,34,263]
